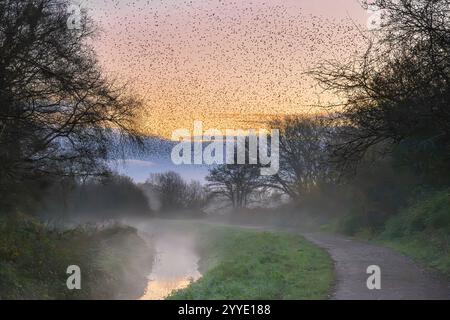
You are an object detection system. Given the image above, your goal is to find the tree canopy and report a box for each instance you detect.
[0,0,143,211]
[311,0,450,184]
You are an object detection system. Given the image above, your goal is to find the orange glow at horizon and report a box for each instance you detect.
[86,0,368,138]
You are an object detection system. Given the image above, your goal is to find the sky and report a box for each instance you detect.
[112,159,210,183]
[78,0,370,181]
[80,0,369,138]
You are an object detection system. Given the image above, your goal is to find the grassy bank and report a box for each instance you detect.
[378,189,450,277]
[0,214,154,300]
[169,225,334,300]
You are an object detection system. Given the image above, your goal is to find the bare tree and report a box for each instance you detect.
[207,163,264,210]
[310,0,450,181]
[0,0,144,209]
[269,116,336,199]
[185,180,209,211]
[145,172,188,212]
[144,172,208,213]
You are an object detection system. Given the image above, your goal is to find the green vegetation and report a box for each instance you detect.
[378,190,450,277]
[0,214,154,300]
[169,225,334,300]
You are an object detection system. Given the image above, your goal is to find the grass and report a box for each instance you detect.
[0,213,154,300]
[168,224,334,300]
[377,236,450,277]
[378,189,450,277]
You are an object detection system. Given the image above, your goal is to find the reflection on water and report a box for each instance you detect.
[140,277,195,300]
[139,230,202,300]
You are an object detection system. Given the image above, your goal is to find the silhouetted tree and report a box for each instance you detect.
[0,0,143,211]
[207,163,264,209]
[144,172,208,213]
[310,0,450,184]
[40,174,152,222]
[269,116,337,199]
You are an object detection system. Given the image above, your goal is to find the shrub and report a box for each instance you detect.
[384,189,450,238]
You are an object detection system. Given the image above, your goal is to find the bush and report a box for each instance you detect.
[384,189,450,238]
[336,211,365,236]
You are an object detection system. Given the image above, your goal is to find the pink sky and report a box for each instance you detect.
[81,0,369,137]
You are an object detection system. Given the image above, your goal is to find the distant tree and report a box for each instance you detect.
[145,172,187,211]
[185,180,209,211]
[40,174,152,222]
[0,0,143,211]
[268,116,336,199]
[207,163,264,210]
[206,133,282,209]
[144,172,208,213]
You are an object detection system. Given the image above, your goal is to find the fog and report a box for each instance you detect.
[132,220,202,300]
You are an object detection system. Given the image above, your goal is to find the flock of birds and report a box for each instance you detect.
[78,0,368,138]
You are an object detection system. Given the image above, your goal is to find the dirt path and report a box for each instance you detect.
[302,233,450,300]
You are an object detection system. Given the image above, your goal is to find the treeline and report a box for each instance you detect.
[38,171,211,222]
[40,174,152,223]
[141,172,209,218]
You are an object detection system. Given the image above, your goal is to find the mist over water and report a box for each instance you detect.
[134,220,202,300]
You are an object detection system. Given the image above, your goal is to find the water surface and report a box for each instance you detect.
[139,222,202,300]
